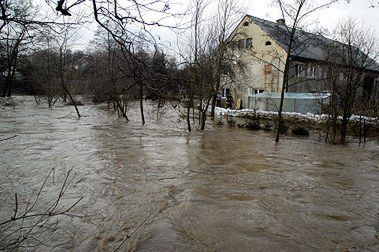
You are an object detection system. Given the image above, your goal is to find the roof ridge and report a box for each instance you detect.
[247,14,351,46]
[242,14,379,72]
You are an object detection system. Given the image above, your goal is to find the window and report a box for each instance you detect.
[222,88,230,97]
[308,66,316,78]
[236,38,253,50]
[295,64,305,77]
[243,21,249,26]
[237,39,244,49]
[246,38,253,49]
[265,41,272,46]
[249,87,264,95]
[317,67,323,78]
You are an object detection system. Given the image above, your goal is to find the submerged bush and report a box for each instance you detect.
[227,119,236,127]
[262,122,273,131]
[245,120,261,130]
[66,100,84,106]
[292,127,309,136]
[277,121,289,133]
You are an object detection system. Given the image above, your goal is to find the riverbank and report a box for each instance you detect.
[215,107,379,142]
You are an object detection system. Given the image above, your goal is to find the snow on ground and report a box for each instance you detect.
[214,107,378,124]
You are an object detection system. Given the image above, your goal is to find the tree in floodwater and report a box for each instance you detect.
[180,0,246,131]
[87,27,144,121]
[67,0,181,124]
[268,0,340,143]
[54,23,83,117]
[209,0,245,119]
[29,46,60,108]
[0,0,35,97]
[323,18,379,144]
[0,26,27,97]
[180,0,234,131]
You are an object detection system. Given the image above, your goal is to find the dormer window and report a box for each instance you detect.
[265,41,272,46]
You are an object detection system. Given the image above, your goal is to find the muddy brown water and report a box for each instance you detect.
[1,96,378,251]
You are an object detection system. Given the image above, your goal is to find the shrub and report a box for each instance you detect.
[292,127,309,137]
[245,120,261,130]
[262,122,273,131]
[277,121,289,133]
[66,100,84,106]
[227,119,236,127]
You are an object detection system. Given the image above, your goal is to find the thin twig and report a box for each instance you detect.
[0,135,18,142]
[13,193,18,220]
[24,168,55,216]
[1,167,82,251]
[113,206,158,252]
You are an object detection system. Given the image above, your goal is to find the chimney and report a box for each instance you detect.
[276,19,286,25]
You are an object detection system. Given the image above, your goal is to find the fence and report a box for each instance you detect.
[247,92,329,114]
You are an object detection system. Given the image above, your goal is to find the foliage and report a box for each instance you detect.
[227,119,236,127]
[277,121,289,133]
[292,127,309,136]
[245,120,261,130]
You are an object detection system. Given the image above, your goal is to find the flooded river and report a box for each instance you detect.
[1,97,378,251]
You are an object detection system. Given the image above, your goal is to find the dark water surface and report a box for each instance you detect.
[1,97,378,251]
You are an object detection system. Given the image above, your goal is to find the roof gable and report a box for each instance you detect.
[247,15,379,73]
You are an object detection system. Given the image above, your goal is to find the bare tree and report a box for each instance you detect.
[0,0,34,33]
[29,31,61,107]
[210,0,244,118]
[55,23,83,117]
[324,18,379,144]
[0,0,37,97]
[1,26,27,97]
[270,0,340,143]
[176,0,245,131]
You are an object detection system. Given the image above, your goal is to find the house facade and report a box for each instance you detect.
[222,15,379,113]
[222,15,286,109]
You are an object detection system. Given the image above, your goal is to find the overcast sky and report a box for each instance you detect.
[40,0,378,52]
[248,0,379,35]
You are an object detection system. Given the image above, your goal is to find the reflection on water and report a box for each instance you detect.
[1,96,378,251]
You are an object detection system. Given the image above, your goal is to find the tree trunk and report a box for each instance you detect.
[115,98,129,121]
[275,55,290,143]
[186,101,191,132]
[5,82,12,97]
[60,68,80,118]
[2,69,12,97]
[65,88,81,118]
[340,114,349,144]
[210,93,217,119]
[140,84,145,125]
[200,111,206,130]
